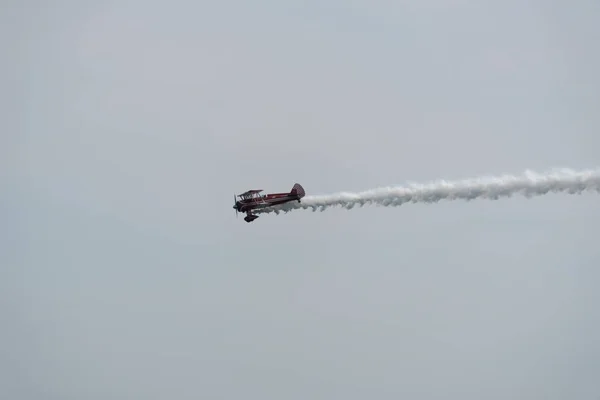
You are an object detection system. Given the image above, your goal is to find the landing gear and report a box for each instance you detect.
[244,214,258,223]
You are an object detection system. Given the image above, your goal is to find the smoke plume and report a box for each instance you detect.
[255,168,600,215]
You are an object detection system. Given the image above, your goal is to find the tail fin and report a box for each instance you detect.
[291,183,305,199]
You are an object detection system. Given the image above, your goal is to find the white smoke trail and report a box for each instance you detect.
[255,168,600,215]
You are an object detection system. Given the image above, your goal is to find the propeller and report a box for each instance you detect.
[233,194,238,218]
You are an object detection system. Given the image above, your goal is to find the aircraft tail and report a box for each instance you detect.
[291,183,305,199]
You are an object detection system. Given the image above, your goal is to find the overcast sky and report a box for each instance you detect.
[3,1,600,399]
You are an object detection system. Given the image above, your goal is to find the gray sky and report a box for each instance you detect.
[3,1,600,399]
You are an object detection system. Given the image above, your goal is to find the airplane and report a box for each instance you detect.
[233,183,305,222]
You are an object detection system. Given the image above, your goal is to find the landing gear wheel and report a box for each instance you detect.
[244,214,258,223]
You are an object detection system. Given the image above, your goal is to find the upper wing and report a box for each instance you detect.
[238,189,263,198]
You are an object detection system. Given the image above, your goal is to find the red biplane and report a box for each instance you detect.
[233,183,305,222]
